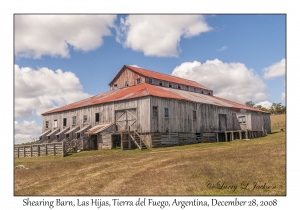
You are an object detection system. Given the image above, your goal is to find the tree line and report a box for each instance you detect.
[245,101,286,114]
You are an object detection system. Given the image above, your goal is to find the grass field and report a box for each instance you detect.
[271,114,286,131]
[14,117,286,196]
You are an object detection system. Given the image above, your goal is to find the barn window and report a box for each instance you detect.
[238,116,246,123]
[202,90,204,94]
[186,86,189,90]
[208,92,211,95]
[169,82,172,88]
[153,106,158,117]
[159,80,163,86]
[72,116,76,125]
[45,121,49,129]
[125,81,129,87]
[136,78,141,84]
[194,87,197,92]
[95,113,100,122]
[178,84,181,89]
[54,120,58,128]
[148,78,153,84]
[83,115,87,124]
[114,84,118,89]
[63,118,67,127]
[193,110,196,120]
[164,107,169,118]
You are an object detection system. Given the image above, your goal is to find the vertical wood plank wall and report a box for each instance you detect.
[42,95,271,140]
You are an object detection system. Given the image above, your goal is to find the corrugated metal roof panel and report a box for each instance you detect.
[56,127,70,135]
[76,125,91,133]
[42,83,268,115]
[85,122,115,135]
[65,126,80,134]
[39,130,51,138]
[46,128,60,137]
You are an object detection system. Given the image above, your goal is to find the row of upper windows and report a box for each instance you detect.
[113,77,212,95]
[153,106,197,120]
[45,113,101,129]
[148,78,212,95]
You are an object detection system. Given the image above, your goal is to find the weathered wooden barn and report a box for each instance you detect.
[39,65,271,150]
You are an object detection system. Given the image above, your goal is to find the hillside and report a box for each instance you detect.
[14,131,286,196]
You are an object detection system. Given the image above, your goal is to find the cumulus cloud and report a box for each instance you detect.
[14,121,42,144]
[130,65,141,68]
[263,58,286,79]
[255,101,273,109]
[281,92,286,101]
[217,46,227,51]
[15,65,90,117]
[117,15,212,57]
[172,59,268,104]
[15,15,116,58]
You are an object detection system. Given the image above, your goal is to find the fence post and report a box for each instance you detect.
[17,147,19,158]
[62,142,64,157]
[23,146,25,158]
[54,143,56,156]
[45,144,48,155]
[37,145,40,157]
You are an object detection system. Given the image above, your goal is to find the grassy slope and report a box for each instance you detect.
[14,130,286,196]
[270,114,286,130]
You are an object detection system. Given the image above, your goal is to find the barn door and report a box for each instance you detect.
[115,109,137,131]
[219,114,227,131]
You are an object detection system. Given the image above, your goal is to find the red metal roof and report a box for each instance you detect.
[42,83,268,115]
[109,65,212,91]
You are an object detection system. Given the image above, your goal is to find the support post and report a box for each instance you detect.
[45,144,48,155]
[225,132,228,142]
[246,130,248,139]
[216,133,219,142]
[54,143,56,156]
[37,145,40,157]
[231,132,234,141]
[121,132,123,150]
[62,142,64,157]
[239,131,242,140]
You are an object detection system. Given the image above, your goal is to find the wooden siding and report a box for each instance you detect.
[42,97,151,134]
[110,68,146,90]
[149,96,241,133]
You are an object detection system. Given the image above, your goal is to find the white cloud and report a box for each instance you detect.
[14,121,42,144]
[217,46,227,51]
[281,92,286,101]
[15,65,90,117]
[130,65,140,68]
[15,15,116,58]
[117,15,212,57]
[172,59,268,104]
[263,58,286,79]
[255,101,273,109]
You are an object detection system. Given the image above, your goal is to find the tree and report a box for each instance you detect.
[245,101,255,107]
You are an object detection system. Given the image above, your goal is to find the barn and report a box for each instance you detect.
[39,65,271,150]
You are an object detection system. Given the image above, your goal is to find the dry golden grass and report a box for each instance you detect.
[14,131,286,196]
[270,114,286,131]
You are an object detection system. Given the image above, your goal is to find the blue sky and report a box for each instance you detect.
[14,14,286,144]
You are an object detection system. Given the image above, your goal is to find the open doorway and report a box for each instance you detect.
[112,134,121,148]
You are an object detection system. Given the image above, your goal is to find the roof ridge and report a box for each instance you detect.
[125,65,208,87]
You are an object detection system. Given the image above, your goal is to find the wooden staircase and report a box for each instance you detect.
[129,130,147,150]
